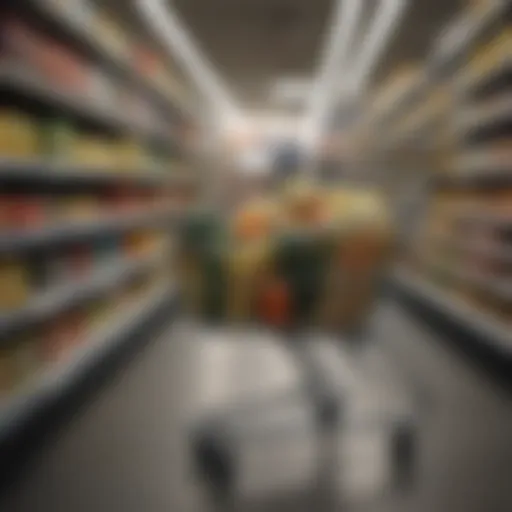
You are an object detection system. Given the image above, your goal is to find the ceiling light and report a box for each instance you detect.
[301,0,364,153]
[136,0,244,127]
[349,0,409,91]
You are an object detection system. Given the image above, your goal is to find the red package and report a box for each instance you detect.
[258,278,291,328]
[0,195,46,230]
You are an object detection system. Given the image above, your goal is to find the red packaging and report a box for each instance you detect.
[1,15,89,93]
[0,195,46,230]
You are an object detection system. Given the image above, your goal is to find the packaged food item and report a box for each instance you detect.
[58,196,99,222]
[0,110,40,158]
[72,136,116,169]
[116,138,146,171]
[6,195,47,230]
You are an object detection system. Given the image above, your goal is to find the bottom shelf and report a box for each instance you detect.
[393,268,511,357]
[0,285,176,442]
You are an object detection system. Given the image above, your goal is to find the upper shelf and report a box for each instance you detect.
[428,0,510,76]
[17,0,193,124]
[0,66,176,149]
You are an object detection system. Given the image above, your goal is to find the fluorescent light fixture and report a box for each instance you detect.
[136,0,245,129]
[302,0,409,157]
[301,0,363,152]
[349,0,408,91]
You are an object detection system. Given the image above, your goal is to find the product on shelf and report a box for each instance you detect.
[71,135,116,169]
[116,138,147,171]
[0,194,48,230]
[0,110,40,158]
[1,14,90,92]
[57,195,100,222]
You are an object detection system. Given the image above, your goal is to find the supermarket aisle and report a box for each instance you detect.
[1,299,511,512]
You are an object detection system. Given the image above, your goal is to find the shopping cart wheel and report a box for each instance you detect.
[191,421,235,502]
[390,419,416,491]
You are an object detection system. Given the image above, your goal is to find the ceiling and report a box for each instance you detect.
[173,0,463,109]
[108,0,464,112]
[174,0,334,109]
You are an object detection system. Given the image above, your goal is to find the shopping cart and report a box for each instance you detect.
[179,196,414,510]
[186,326,417,511]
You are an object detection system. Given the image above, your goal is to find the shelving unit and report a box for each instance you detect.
[16,0,191,121]
[0,252,164,337]
[393,268,511,356]
[0,207,176,253]
[341,1,512,357]
[0,285,175,443]
[0,158,188,187]
[0,0,195,441]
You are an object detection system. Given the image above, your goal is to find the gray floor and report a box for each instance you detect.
[1,299,511,512]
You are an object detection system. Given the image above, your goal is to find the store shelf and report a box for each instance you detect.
[0,207,177,254]
[0,253,163,338]
[440,149,512,187]
[458,59,512,99]
[429,0,509,73]
[0,284,175,443]
[19,0,190,122]
[0,158,188,187]
[393,267,511,356]
[0,66,172,146]
[456,95,512,139]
